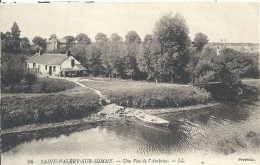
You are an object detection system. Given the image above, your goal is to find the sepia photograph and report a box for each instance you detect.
[1,2,259,165]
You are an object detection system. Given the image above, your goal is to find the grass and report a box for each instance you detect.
[1,78,77,94]
[1,87,101,129]
[217,131,260,155]
[80,79,212,109]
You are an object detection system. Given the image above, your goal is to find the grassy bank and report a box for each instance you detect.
[217,131,260,155]
[80,79,212,109]
[1,87,101,129]
[2,78,77,94]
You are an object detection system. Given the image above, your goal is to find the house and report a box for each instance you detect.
[26,51,87,77]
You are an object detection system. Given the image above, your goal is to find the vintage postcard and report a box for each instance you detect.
[1,2,259,165]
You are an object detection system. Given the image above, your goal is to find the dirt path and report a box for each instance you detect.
[55,77,107,101]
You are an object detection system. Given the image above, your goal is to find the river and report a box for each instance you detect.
[2,98,260,165]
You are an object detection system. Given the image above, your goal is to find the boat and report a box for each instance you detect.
[134,114,170,127]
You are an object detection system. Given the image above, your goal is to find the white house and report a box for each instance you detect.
[26,51,87,77]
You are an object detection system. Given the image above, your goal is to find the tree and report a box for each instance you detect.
[1,32,13,53]
[85,44,103,76]
[21,37,30,52]
[153,13,191,83]
[32,36,47,51]
[11,22,21,54]
[124,31,141,79]
[75,33,91,45]
[49,34,57,41]
[63,35,75,44]
[95,33,108,42]
[125,31,141,44]
[107,33,126,78]
[137,34,154,80]
[109,33,123,42]
[194,32,209,53]
[1,53,26,89]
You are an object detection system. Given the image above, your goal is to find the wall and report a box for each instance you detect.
[61,56,80,69]
[27,62,61,76]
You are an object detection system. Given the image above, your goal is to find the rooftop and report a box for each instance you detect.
[26,53,69,65]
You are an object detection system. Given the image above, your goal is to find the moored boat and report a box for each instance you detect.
[134,114,170,127]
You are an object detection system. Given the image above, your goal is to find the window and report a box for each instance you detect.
[53,66,56,72]
[71,59,75,67]
[45,65,47,70]
[33,63,36,69]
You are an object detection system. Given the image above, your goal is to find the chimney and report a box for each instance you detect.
[38,49,41,56]
[66,50,71,56]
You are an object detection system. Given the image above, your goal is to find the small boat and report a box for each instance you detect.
[135,114,170,127]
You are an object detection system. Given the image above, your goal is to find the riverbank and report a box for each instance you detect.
[1,85,101,130]
[1,102,218,135]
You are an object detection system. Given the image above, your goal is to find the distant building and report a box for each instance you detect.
[46,38,71,52]
[26,51,87,77]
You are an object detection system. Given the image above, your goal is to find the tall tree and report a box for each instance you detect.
[11,22,21,54]
[107,33,126,78]
[124,31,141,79]
[194,32,209,53]
[75,33,91,45]
[137,34,155,81]
[85,44,103,76]
[153,13,190,83]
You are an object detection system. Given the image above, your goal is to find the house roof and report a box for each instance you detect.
[75,64,87,70]
[26,53,69,65]
[63,64,87,71]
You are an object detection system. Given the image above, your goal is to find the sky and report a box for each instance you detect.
[1,3,259,43]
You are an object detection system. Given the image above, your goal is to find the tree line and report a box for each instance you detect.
[1,13,259,96]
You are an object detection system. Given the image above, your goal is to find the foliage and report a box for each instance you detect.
[95,33,108,42]
[1,22,21,54]
[1,53,26,88]
[85,44,103,76]
[49,34,57,41]
[20,37,31,52]
[32,36,47,51]
[125,31,141,44]
[188,48,259,100]
[1,89,100,129]
[11,22,21,53]
[63,35,75,44]
[124,31,141,79]
[153,13,191,83]
[75,33,91,45]
[194,32,209,52]
[107,33,127,78]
